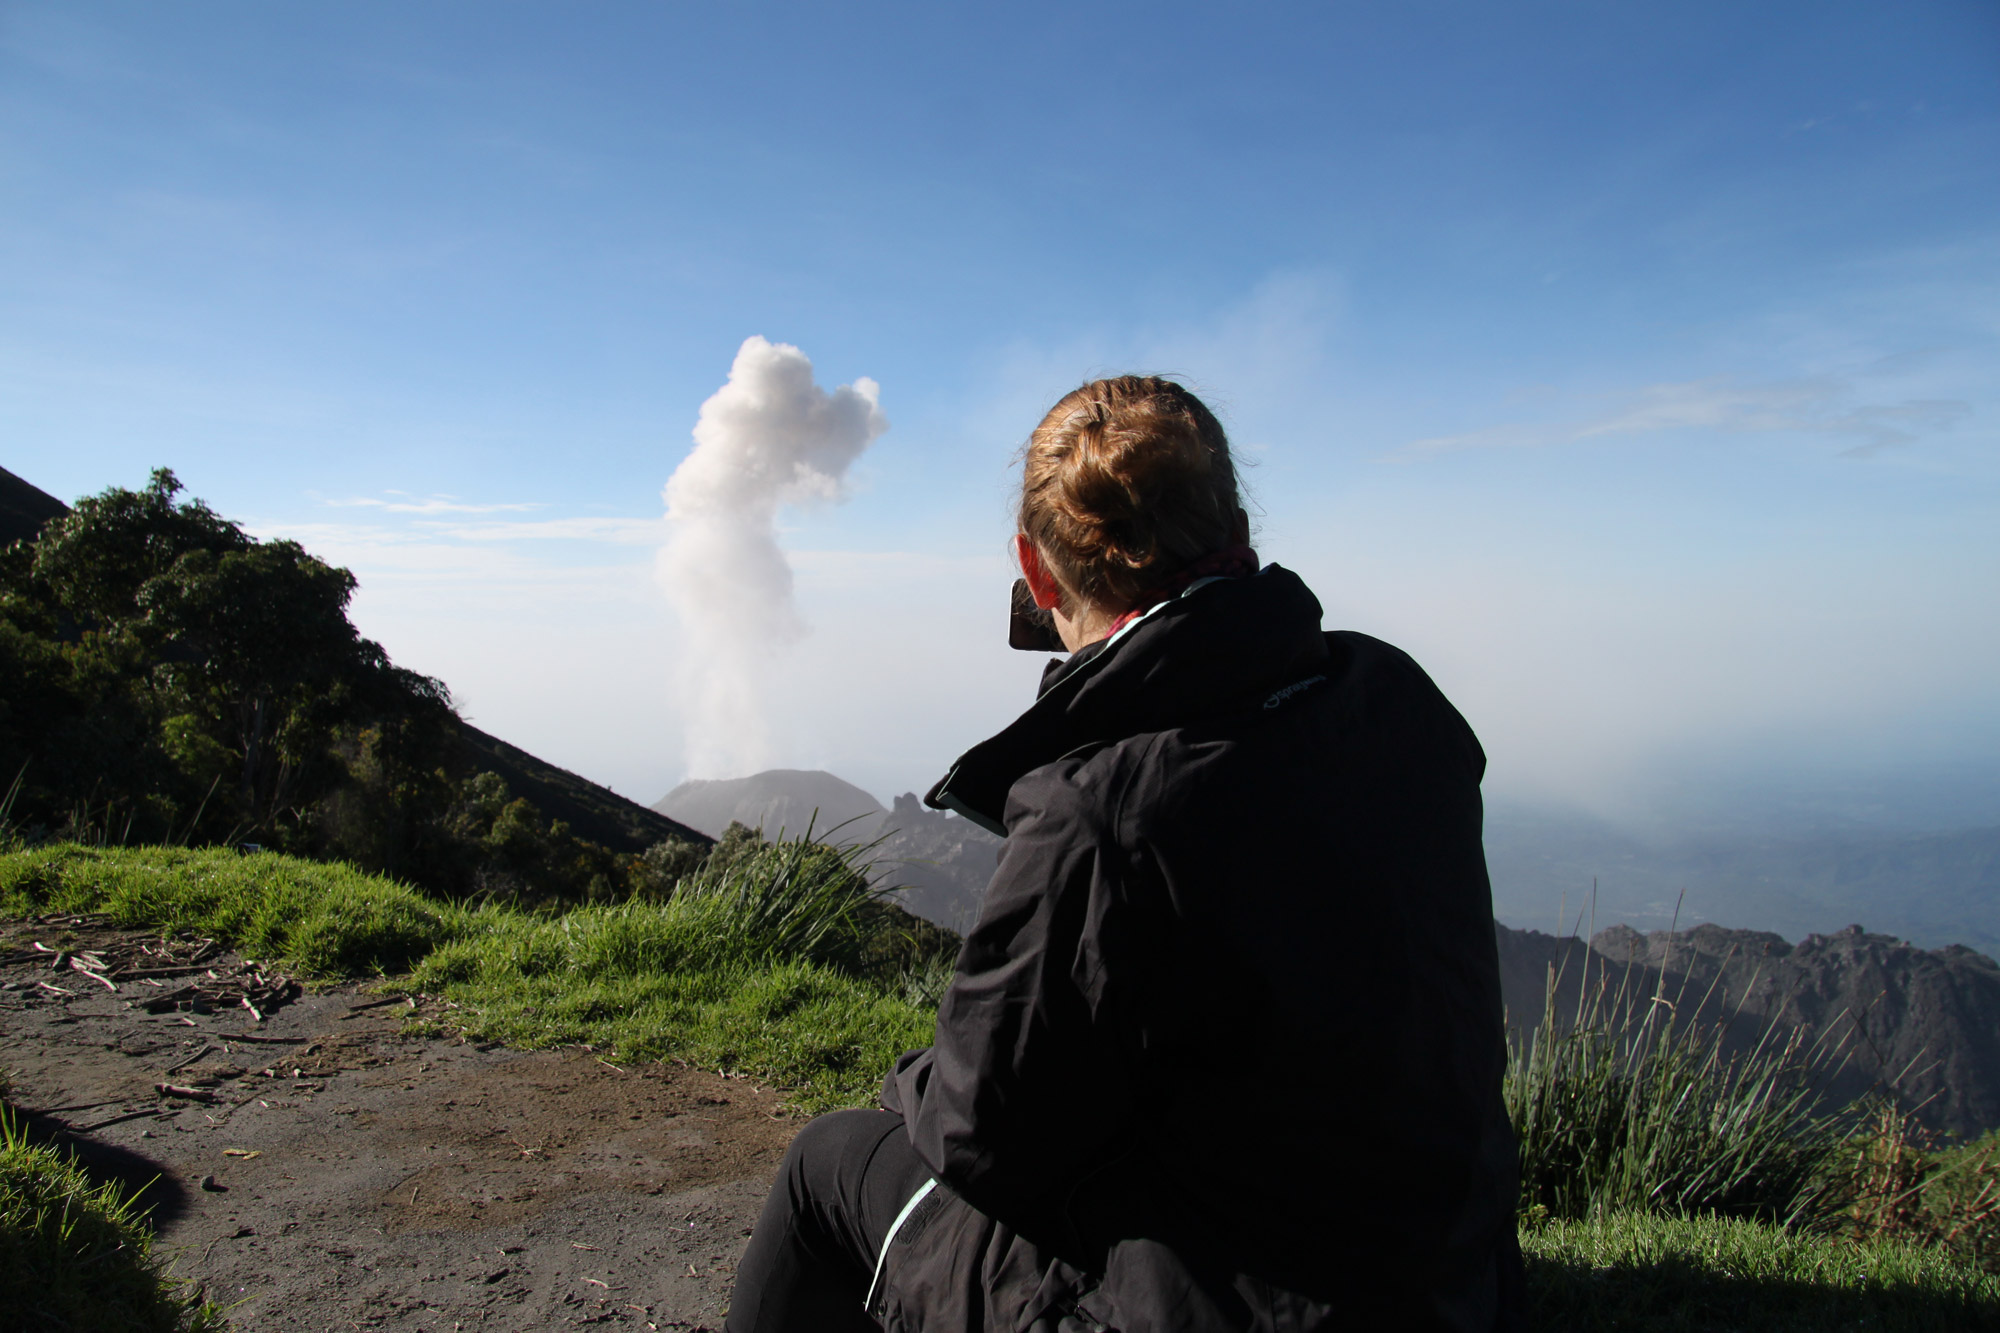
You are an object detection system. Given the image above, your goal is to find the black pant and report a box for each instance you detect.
[727,1109,935,1333]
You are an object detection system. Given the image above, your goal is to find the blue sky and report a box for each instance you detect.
[4,1,1996,820]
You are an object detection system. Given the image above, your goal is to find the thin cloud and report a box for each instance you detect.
[425,516,666,544]
[323,495,543,514]
[1397,374,1971,459]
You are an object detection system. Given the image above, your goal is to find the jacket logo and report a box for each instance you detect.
[1263,674,1328,709]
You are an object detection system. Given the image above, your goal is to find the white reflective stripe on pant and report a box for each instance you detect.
[864,1176,938,1312]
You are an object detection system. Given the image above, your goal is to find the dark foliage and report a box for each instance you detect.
[0,469,695,906]
[0,468,442,846]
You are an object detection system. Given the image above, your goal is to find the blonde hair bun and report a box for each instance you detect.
[1020,376,1242,611]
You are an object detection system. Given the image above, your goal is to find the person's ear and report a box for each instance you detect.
[1230,506,1250,547]
[1014,534,1064,610]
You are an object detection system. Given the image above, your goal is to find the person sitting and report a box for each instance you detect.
[727,375,1524,1333]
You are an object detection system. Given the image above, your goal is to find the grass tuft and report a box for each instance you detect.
[0,1105,226,1333]
[1508,947,1849,1227]
[1847,1103,2000,1275]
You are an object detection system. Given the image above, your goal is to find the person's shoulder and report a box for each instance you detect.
[1325,627,1420,671]
[1323,629,1454,698]
[1002,731,1171,839]
[1322,629,1485,773]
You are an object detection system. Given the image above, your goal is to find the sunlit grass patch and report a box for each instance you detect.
[0,843,466,976]
[1522,1209,2000,1331]
[408,907,935,1111]
[0,843,942,1112]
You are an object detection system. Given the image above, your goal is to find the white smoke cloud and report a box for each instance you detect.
[658,336,887,778]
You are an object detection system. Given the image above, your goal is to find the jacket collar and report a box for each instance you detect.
[925,565,1329,835]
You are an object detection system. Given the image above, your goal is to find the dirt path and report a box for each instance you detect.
[1,916,802,1331]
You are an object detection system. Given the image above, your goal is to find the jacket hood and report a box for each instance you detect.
[925,564,1331,834]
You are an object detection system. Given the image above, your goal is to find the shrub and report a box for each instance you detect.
[1847,1103,2000,1274]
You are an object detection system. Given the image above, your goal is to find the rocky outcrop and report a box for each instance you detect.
[867,792,1002,933]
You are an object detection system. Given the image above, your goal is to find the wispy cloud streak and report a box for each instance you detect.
[324,494,544,514]
[1400,374,1971,459]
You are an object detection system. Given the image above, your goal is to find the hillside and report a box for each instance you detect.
[2,466,707,865]
[8,855,1996,1329]
[0,464,68,546]
[458,722,707,854]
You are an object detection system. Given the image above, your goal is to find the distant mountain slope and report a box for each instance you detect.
[1495,922,2000,1139]
[655,769,887,842]
[865,793,1002,932]
[0,465,67,546]
[456,722,709,854]
[654,769,999,930]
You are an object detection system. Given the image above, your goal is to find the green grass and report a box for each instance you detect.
[1523,1210,2000,1331]
[0,843,463,975]
[0,1105,226,1333]
[406,904,936,1111]
[0,842,938,1111]
[1923,1132,2000,1274]
[9,841,2000,1324]
[1508,951,1848,1227]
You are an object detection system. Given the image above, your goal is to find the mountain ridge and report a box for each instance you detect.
[1496,920,2000,1139]
[672,767,2000,1137]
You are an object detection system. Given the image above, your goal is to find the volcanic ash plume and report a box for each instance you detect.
[658,336,887,778]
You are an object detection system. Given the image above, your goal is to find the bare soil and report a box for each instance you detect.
[0,916,802,1331]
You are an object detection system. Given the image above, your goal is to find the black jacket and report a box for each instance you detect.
[875,566,1522,1333]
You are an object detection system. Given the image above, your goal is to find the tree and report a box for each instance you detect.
[31,469,250,628]
[1,469,450,844]
[1,468,660,907]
